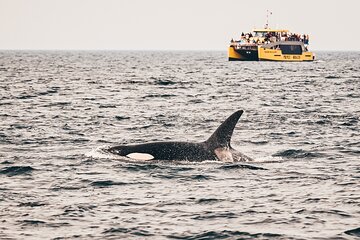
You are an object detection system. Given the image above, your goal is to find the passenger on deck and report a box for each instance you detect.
[305,35,310,45]
[300,34,305,42]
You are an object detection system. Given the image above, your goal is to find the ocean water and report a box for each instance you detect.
[0,50,359,239]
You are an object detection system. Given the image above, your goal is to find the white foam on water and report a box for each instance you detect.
[253,155,283,163]
[85,145,119,160]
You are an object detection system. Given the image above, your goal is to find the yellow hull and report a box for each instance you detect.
[228,46,315,62]
[258,48,314,61]
[228,46,247,61]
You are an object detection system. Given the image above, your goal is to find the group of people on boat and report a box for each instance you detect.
[285,33,310,44]
[231,31,310,46]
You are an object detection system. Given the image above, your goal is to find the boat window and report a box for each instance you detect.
[279,45,302,54]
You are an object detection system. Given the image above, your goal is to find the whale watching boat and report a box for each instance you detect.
[229,28,315,61]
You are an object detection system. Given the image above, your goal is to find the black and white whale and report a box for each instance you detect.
[107,110,253,162]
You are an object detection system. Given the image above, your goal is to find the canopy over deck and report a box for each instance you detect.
[252,28,289,33]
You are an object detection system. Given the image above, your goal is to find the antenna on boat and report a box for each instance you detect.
[265,10,272,29]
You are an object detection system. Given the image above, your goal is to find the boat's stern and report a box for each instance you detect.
[228,45,259,61]
[228,46,244,61]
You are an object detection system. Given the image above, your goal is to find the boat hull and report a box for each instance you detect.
[228,46,315,62]
[258,47,314,61]
[228,46,258,61]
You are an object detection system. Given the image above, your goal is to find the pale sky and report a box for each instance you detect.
[1,0,359,51]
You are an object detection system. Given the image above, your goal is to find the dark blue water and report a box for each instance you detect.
[0,51,359,239]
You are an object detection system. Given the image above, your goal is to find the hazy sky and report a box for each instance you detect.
[1,0,360,51]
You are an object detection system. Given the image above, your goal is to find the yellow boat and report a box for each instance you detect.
[229,28,315,61]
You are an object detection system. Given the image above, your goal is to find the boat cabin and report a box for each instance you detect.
[261,41,307,55]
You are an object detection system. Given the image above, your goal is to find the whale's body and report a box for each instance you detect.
[108,110,252,162]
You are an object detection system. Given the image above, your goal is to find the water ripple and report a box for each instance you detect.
[0,166,34,176]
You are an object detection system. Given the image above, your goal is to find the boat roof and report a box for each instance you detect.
[252,28,289,33]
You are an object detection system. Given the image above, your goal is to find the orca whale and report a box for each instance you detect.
[107,110,253,162]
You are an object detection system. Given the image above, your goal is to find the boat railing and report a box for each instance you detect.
[231,33,310,46]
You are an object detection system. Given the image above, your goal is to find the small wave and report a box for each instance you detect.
[10,124,32,129]
[188,99,204,104]
[314,119,331,125]
[273,149,323,159]
[51,185,83,191]
[82,97,96,100]
[190,174,212,180]
[346,92,360,98]
[38,89,58,96]
[58,205,97,218]
[220,163,267,170]
[42,101,71,107]
[110,201,149,207]
[124,163,167,172]
[99,104,117,108]
[325,75,341,79]
[173,166,194,172]
[16,94,36,99]
[192,211,236,220]
[144,94,176,98]
[1,160,13,164]
[115,115,130,121]
[103,227,154,237]
[0,166,34,176]
[150,173,181,180]
[168,230,282,239]
[21,219,46,225]
[295,208,352,218]
[90,180,128,187]
[125,125,152,130]
[311,209,352,218]
[340,117,358,126]
[154,79,176,85]
[247,140,269,145]
[103,227,130,234]
[197,198,221,204]
[18,201,47,207]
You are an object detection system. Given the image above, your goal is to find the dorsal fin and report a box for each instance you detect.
[205,110,243,149]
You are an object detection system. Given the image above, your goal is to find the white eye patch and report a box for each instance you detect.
[126,153,154,161]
